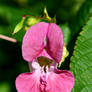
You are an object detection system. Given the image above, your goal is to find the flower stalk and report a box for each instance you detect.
[0,34,17,43]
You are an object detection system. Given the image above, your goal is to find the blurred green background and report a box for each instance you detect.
[0,0,92,92]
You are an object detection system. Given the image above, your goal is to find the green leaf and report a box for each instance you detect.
[70,16,92,92]
[13,17,25,34]
[67,0,92,63]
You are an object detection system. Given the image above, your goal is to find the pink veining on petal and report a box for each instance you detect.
[46,70,74,92]
[16,68,74,92]
[40,74,47,92]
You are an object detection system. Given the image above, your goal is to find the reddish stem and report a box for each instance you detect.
[0,34,17,43]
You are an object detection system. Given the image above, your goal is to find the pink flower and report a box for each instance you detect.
[15,22,74,92]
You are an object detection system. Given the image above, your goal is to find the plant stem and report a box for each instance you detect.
[0,34,17,43]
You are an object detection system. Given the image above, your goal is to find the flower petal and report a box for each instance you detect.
[15,71,41,92]
[22,22,64,63]
[46,70,74,92]
[22,22,49,62]
[46,23,64,63]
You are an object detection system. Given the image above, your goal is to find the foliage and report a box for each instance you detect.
[70,16,92,92]
[0,0,92,92]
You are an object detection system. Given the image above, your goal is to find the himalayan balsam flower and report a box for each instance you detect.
[15,22,74,92]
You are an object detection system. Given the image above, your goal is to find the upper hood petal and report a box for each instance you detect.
[22,22,49,62]
[46,23,64,63]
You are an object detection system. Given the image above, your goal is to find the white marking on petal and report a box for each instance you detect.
[45,66,50,80]
[49,66,54,72]
[46,66,49,73]
[41,66,45,75]
[32,60,41,69]
[44,36,47,47]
